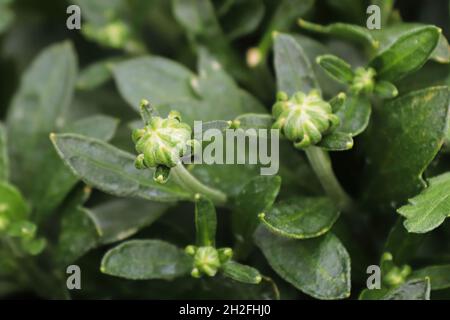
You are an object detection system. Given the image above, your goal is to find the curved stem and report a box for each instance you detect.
[305,146,354,212]
[171,163,227,206]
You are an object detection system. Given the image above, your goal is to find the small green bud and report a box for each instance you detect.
[218,247,233,263]
[185,245,197,256]
[192,246,221,277]
[384,264,412,287]
[374,81,398,99]
[351,67,376,94]
[133,111,197,169]
[191,267,201,278]
[272,90,340,149]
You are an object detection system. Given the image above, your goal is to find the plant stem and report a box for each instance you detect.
[304,146,354,212]
[172,163,227,206]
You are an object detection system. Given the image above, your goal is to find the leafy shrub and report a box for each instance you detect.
[1,0,450,300]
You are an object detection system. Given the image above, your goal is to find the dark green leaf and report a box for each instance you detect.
[89,199,170,244]
[221,261,262,284]
[335,94,371,137]
[370,26,440,81]
[195,195,217,247]
[101,239,192,280]
[222,0,265,40]
[255,228,351,300]
[232,176,281,251]
[274,33,318,95]
[77,58,120,90]
[32,115,119,220]
[397,172,450,233]
[363,86,449,205]
[51,133,191,202]
[259,197,340,239]
[410,265,450,290]
[318,132,354,151]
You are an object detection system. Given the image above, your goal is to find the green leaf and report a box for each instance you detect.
[274,33,318,96]
[363,86,449,205]
[374,81,398,99]
[397,172,450,233]
[31,115,119,221]
[259,197,340,239]
[299,19,379,49]
[195,195,217,247]
[51,133,191,202]
[318,132,354,151]
[221,261,262,284]
[113,56,196,108]
[101,239,192,280]
[232,176,281,251]
[6,41,77,199]
[77,58,120,90]
[258,0,315,56]
[55,186,97,266]
[335,94,371,137]
[382,278,431,300]
[114,54,264,125]
[358,288,389,300]
[383,219,424,266]
[221,0,265,40]
[255,228,351,300]
[371,23,450,64]
[410,265,450,290]
[0,123,8,182]
[0,182,29,224]
[89,199,169,245]
[234,113,273,131]
[316,54,354,84]
[369,26,440,82]
[0,4,13,34]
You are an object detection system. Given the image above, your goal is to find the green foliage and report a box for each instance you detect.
[1,0,450,301]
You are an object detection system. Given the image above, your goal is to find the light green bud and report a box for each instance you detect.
[351,67,376,94]
[272,90,340,149]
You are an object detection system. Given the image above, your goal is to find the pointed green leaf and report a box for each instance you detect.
[363,86,449,205]
[195,195,217,247]
[101,239,192,280]
[259,197,340,239]
[32,115,119,221]
[6,41,77,198]
[370,26,440,81]
[51,133,191,202]
[410,265,450,290]
[0,182,29,224]
[221,261,262,284]
[274,33,318,96]
[397,172,450,233]
[255,228,351,300]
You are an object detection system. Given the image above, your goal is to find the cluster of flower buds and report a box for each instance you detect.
[272,90,340,149]
[132,100,199,184]
[184,245,233,278]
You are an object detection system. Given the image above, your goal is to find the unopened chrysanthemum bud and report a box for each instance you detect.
[351,67,376,94]
[218,247,233,263]
[133,109,199,184]
[192,246,221,277]
[272,90,340,149]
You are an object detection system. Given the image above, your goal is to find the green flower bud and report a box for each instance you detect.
[192,246,221,277]
[217,247,233,263]
[384,265,412,287]
[133,111,197,169]
[351,67,376,94]
[272,90,340,149]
